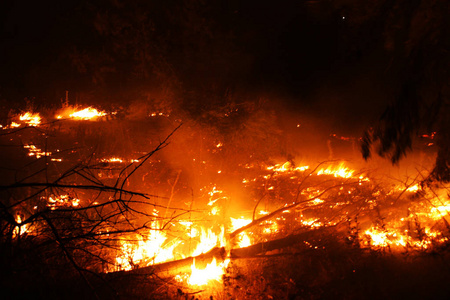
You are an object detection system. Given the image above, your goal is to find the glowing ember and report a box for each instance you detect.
[262,220,279,234]
[47,195,80,209]
[267,161,309,173]
[102,157,123,163]
[24,144,52,159]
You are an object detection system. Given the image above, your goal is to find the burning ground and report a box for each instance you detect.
[1,101,449,299]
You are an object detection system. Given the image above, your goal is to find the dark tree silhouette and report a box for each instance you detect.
[352,0,450,182]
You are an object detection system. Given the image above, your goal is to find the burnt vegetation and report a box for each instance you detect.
[0,103,449,299]
[0,0,450,299]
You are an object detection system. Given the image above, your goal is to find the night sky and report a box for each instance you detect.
[0,0,418,131]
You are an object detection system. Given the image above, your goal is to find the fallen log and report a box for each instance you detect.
[108,246,227,278]
[106,227,333,278]
[231,227,331,258]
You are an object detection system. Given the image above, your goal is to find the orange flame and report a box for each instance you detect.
[230,217,252,248]
[19,112,41,127]
[56,106,107,120]
[188,257,230,286]
[317,163,354,178]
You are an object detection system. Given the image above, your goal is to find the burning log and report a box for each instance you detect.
[107,226,332,280]
[230,227,332,258]
[111,246,227,278]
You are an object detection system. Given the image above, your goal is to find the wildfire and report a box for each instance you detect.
[406,184,420,193]
[47,195,80,209]
[8,103,450,297]
[192,226,225,256]
[24,144,52,159]
[230,217,252,248]
[430,205,450,220]
[188,258,230,286]
[100,157,140,163]
[267,161,309,173]
[56,106,107,120]
[19,112,41,127]
[2,112,42,129]
[13,214,29,237]
[317,163,354,178]
[9,122,21,128]
[114,226,180,271]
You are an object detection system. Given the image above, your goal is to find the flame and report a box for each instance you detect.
[47,195,80,209]
[406,184,420,193]
[317,163,354,178]
[9,122,21,128]
[101,157,140,163]
[230,217,252,248]
[19,112,41,126]
[70,107,106,120]
[192,226,225,256]
[429,205,450,220]
[24,144,52,159]
[56,106,107,120]
[13,214,29,237]
[262,220,279,234]
[188,257,230,286]
[267,161,309,173]
[114,224,179,271]
[102,157,123,163]
[8,105,450,293]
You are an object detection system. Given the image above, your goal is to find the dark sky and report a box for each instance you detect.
[0,0,392,129]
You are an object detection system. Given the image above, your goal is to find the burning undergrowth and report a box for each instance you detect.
[0,100,449,299]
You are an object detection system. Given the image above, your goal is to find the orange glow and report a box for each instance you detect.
[8,103,450,296]
[70,107,106,120]
[47,195,80,209]
[101,157,123,163]
[192,226,225,256]
[9,122,21,128]
[114,223,179,271]
[56,106,107,120]
[430,205,450,220]
[230,217,252,247]
[24,144,52,159]
[188,257,230,286]
[13,214,29,237]
[267,161,309,173]
[406,184,420,193]
[317,163,354,178]
[19,112,41,127]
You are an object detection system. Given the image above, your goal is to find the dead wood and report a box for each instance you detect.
[109,246,227,278]
[108,227,333,278]
[230,181,357,239]
[230,227,331,258]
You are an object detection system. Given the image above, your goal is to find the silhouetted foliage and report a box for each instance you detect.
[355,0,450,182]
